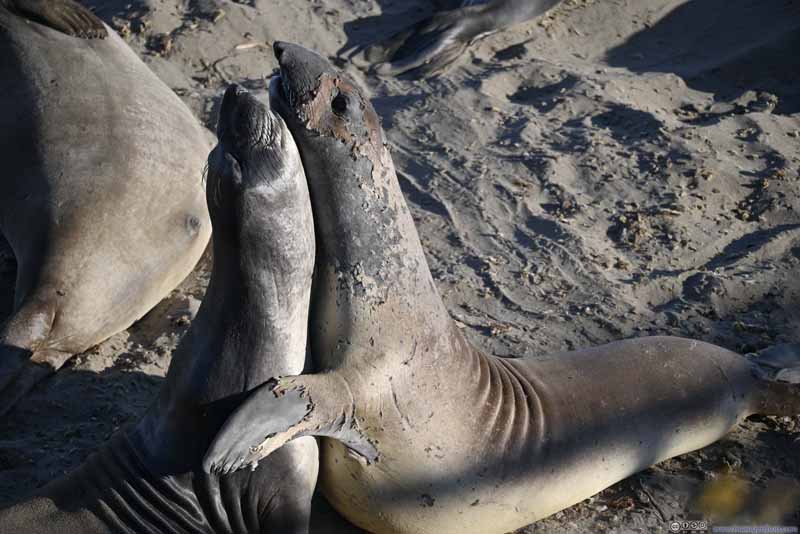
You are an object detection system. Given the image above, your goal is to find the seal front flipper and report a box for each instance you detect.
[203,373,377,476]
[4,0,107,39]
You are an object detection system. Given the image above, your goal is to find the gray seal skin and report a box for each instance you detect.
[204,43,800,534]
[366,0,562,77]
[0,84,319,533]
[0,0,211,415]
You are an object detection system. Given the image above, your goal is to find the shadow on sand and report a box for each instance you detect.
[605,0,800,115]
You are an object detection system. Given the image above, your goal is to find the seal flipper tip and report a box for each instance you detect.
[7,0,108,39]
[0,348,70,417]
[203,378,312,475]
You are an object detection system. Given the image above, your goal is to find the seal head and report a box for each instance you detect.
[209,84,291,209]
[270,42,384,172]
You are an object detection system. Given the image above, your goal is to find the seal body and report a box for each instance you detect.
[366,0,563,77]
[204,44,800,534]
[0,85,318,534]
[0,0,211,414]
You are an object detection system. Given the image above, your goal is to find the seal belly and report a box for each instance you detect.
[319,336,755,534]
[0,6,210,414]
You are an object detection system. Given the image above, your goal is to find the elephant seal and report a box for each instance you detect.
[204,43,800,534]
[0,0,211,415]
[0,84,319,533]
[365,0,562,77]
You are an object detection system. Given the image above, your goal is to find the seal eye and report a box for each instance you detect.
[331,92,348,116]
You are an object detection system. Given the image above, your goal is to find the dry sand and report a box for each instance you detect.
[2,0,800,532]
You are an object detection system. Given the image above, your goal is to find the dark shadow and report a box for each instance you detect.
[590,104,664,144]
[0,364,360,532]
[705,223,800,271]
[372,93,426,131]
[398,171,452,219]
[0,368,163,506]
[509,74,580,113]
[310,494,363,534]
[81,0,151,24]
[605,0,800,115]
[0,234,14,323]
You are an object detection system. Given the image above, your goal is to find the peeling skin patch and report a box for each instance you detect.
[299,73,397,213]
[299,73,383,164]
[335,261,388,304]
[284,68,422,295]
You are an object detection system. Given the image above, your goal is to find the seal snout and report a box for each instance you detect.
[272,42,336,109]
[218,84,275,151]
[273,41,287,62]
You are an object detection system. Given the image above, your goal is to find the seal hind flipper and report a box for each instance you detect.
[365,0,563,78]
[368,8,486,77]
[5,0,107,39]
[204,373,376,475]
[750,343,800,380]
[749,344,800,414]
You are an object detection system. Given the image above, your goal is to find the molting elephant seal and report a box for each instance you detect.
[204,43,800,534]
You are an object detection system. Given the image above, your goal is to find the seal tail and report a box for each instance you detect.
[747,344,800,416]
[203,373,375,476]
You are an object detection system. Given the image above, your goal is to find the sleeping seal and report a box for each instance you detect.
[204,43,800,534]
[366,0,562,77]
[0,84,319,533]
[0,0,210,415]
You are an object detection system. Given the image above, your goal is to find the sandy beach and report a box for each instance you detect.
[2,0,800,531]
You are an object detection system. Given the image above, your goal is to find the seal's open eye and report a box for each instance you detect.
[331,91,348,116]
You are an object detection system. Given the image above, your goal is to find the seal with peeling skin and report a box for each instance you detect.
[205,43,800,534]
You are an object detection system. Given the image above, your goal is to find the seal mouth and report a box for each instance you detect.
[218,84,277,154]
[207,84,291,204]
